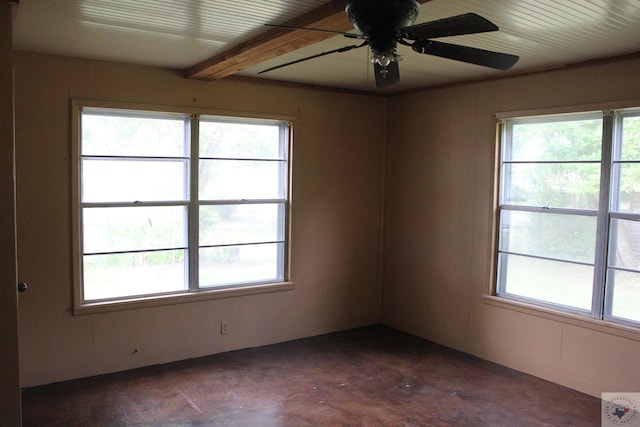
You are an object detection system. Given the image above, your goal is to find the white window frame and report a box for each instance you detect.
[71,100,294,314]
[494,105,640,329]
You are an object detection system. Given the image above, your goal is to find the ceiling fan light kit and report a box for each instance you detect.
[261,0,520,88]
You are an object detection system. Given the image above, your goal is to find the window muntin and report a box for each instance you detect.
[199,160,285,200]
[496,109,640,327]
[82,112,187,157]
[82,206,187,253]
[77,107,290,305]
[199,120,283,159]
[83,251,188,301]
[199,243,284,288]
[498,254,594,310]
[509,117,603,162]
[82,159,189,202]
[498,210,597,264]
[199,204,284,246]
[501,162,602,209]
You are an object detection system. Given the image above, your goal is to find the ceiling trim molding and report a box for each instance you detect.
[184,0,432,81]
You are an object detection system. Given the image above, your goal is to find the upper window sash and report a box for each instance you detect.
[499,112,604,212]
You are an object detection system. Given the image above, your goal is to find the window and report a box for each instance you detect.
[74,104,291,307]
[496,108,640,327]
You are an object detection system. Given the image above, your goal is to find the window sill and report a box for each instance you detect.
[482,295,640,342]
[73,281,296,316]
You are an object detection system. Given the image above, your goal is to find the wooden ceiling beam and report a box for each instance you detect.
[184,0,432,81]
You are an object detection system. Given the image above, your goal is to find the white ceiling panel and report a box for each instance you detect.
[241,0,640,92]
[13,0,330,68]
[12,0,640,93]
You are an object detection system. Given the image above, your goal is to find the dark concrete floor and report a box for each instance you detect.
[22,325,601,426]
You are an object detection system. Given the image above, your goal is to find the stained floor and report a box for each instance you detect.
[21,325,601,426]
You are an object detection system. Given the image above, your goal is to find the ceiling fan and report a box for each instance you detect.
[260,0,519,88]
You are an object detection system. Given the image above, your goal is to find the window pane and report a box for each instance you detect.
[83,206,186,254]
[510,118,602,162]
[498,253,593,310]
[199,160,285,200]
[500,210,596,264]
[614,163,640,212]
[608,218,640,270]
[200,204,283,246]
[82,113,186,157]
[82,159,188,202]
[621,116,640,161]
[199,243,283,287]
[502,163,600,209]
[83,250,187,301]
[607,269,640,322]
[199,121,283,159]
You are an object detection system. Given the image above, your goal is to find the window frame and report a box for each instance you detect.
[492,103,640,330]
[604,109,640,326]
[71,100,295,315]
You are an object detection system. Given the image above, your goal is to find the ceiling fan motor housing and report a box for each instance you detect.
[346,0,420,53]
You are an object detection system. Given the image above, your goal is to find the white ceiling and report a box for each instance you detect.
[12,0,640,94]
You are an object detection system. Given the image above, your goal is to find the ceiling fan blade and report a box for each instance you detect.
[373,61,400,88]
[412,39,519,70]
[403,13,498,40]
[259,41,368,75]
[265,24,363,40]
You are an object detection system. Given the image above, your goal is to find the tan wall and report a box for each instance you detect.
[382,57,640,397]
[15,50,640,397]
[14,52,386,387]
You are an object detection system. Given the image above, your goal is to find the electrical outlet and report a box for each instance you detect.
[220,320,230,335]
